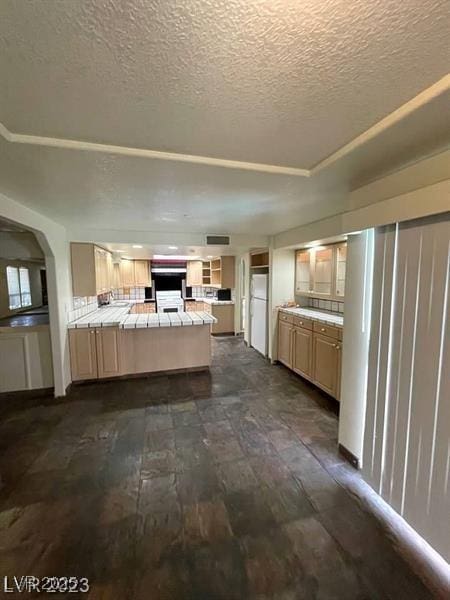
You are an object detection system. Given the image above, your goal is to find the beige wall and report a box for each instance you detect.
[0,258,45,318]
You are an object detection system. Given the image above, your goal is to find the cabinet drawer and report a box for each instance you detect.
[279,312,294,324]
[313,321,342,340]
[293,316,313,330]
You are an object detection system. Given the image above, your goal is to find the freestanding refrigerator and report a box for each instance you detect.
[251,274,268,356]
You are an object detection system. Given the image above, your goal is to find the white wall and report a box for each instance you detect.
[338,230,374,462]
[0,231,44,259]
[0,326,53,392]
[0,193,72,396]
[268,247,295,360]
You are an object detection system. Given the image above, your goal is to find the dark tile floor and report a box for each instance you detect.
[0,337,434,599]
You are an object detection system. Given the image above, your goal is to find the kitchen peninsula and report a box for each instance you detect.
[68,305,216,381]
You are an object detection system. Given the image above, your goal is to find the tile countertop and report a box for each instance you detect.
[187,298,235,305]
[68,307,217,329]
[278,307,344,328]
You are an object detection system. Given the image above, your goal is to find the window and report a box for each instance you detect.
[6,266,32,310]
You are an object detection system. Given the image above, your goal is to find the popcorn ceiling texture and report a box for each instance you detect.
[0,0,448,169]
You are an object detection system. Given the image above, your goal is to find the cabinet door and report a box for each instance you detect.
[335,243,347,299]
[96,328,121,378]
[292,326,313,379]
[313,333,340,398]
[186,261,203,286]
[278,320,293,367]
[220,256,235,289]
[69,329,98,381]
[295,250,311,294]
[311,247,333,297]
[120,259,135,287]
[134,260,150,286]
[94,247,108,294]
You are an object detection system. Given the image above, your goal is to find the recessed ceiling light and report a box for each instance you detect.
[207,255,213,259]
[168,246,178,250]
[132,244,143,249]
[116,249,126,253]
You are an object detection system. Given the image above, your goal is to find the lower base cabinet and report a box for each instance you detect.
[292,326,313,380]
[277,313,342,400]
[211,304,235,334]
[313,333,341,398]
[69,328,121,381]
[278,319,293,368]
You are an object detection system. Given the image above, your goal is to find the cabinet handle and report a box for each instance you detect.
[321,327,325,332]
[299,321,303,325]
[90,330,94,334]
[336,346,341,350]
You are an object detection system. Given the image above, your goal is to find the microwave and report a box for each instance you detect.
[217,288,231,301]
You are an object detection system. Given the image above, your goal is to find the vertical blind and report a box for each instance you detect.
[363,213,450,562]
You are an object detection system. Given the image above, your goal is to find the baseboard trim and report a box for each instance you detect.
[338,443,360,469]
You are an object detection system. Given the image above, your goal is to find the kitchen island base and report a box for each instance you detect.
[69,323,212,382]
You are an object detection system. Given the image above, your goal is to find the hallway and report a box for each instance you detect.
[0,337,433,599]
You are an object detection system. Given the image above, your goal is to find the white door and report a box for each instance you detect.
[251,297,267,356]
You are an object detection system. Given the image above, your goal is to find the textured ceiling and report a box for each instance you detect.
[0,134,346,235]
[0,0,449,168]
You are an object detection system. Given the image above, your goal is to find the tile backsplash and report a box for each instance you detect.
[310,297,344,313]
[296,295,344,314]
[67,296,98,322]
[113,287,145,301]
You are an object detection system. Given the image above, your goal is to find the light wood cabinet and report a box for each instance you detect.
[71,243,114,297]
[69,327,121,381]
[202,261,211,285]
[295,243,347,300]
[134,260,151,287]
[335,243,347,298]
[311,247,333,296]
[95,328,121,378]
[313,333,341,399]
[69,328,98,381]
[292,326,313,379]
[278,320,293,368]
[277,312,342,400]
[210,256,235,288]
[130,303,156,314]
[186,261,203,286]
[119,259,135,288]
[295,250,311,294]
[211,304,234,334]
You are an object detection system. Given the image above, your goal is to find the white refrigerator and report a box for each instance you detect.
[251,274,268,356]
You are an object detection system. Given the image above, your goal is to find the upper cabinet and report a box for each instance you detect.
[119,259,135,288]
[202,261,211,285]
[335,243,346,298]
[134,260,151,287]
[118,259,151,288]
[311,247,333,296]
[186,260,203,286]
[210,256,235,288]
[295,250,311,294]
[295,242,347,300]
[71,243,113,297]
[71,246,152,294]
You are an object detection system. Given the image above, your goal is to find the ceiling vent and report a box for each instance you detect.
[206,235,230,245]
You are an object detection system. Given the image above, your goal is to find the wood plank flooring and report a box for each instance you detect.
[0,336,434,599]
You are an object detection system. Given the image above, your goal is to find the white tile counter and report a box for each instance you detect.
[189,298,235,305]
[278,307,343,328]
[68,308,217,329]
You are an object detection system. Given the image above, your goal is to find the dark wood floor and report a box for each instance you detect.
[0,337,434,599]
